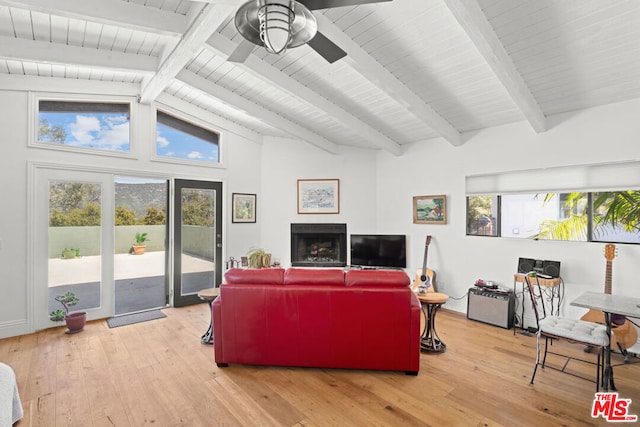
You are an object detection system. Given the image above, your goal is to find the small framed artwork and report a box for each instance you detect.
[232,193,256,223]
[297,179,340,214]
[413,195,447,224]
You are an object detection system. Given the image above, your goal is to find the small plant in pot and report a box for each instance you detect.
[61,247,80,259]
[49,291,86,334]
[132,232,149,255]
[247,248,272,268]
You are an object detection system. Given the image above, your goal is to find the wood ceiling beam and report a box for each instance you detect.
[178,69,341,154]
[139,3,234,104]
[206,33,402,155]
[443,0,546,133]
[313,14,463,147]
[0,0,186,36]
[0,36,158,73]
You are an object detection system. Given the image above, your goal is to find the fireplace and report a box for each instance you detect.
[291,223,347,267]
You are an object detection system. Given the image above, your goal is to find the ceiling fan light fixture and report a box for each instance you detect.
[235,0,318,57]
[258,0,294,54]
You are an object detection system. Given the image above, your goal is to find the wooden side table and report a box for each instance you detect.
[417,292,449,353]
[197,287,220,345]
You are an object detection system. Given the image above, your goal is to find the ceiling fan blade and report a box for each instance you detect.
[299,0,392,11]
[307,31,347,63]
[227,39,256,63]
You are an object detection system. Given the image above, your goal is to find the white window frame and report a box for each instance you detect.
[152,103,226,169]
[29,92,138,159]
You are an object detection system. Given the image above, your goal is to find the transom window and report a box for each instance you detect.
[38,100,131,153]
[156,110,220,165]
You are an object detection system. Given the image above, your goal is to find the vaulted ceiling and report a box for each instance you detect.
[1,0,638,154]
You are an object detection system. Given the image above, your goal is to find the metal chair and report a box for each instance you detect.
[526,273,609,391]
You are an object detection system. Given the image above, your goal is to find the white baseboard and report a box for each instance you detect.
[0,320,31,340]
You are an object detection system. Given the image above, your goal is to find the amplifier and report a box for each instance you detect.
[467,287,515,329]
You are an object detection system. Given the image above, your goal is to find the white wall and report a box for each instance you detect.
[1,86,639,338]
[257,137,379,266]
[376,98,640,325]
[255,99,640,328]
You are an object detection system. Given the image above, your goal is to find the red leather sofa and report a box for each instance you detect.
[212,267,421,375]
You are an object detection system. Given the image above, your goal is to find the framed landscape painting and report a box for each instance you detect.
[297,179,340,214]
[413,195,447,224]
[232,193,256,223]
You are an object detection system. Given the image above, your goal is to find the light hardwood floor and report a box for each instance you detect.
[1,304,639,426]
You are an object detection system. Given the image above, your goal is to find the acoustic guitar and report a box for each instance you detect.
[412,235,436,294]
[580,243,638,351]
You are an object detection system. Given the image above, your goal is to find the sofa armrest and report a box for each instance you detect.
[212,296,223,365]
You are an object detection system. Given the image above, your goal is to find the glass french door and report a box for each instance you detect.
[113,177,169,315]
[173,179,223,307]
[34,168,115,329]
[33,169,221,328]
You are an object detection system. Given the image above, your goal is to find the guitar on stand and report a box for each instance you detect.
[581,244,638,362]
[412,236,448,353]
[412,235,435,294]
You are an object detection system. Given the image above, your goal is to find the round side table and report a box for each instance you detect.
[417,292,449,353]
[197,287,220,345]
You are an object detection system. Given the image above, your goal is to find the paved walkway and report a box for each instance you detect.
[48,251,214,287]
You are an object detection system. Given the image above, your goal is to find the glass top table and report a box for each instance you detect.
[571,291,640,318]
[571,291,640,392]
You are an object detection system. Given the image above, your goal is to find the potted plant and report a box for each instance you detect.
[49,291,86,334]
[61,247,80,259]
[247,248,272,268]
[132,232,149,255]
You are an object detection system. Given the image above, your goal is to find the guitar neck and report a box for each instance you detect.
[605,260,612,294]
[420,236,431,279]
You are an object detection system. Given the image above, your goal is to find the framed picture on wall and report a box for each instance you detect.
[413,195,447,224]
[232,193,256,223]
[297,179,340,214]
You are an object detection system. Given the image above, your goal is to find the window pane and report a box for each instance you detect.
[466,195,498,236]
[592,191,640,243]
[38,100,131,152]
[48,181,102,314]
[501,193,588,241]
[156,111,220,164]
[114,177,168,315]
[181,188,216,296]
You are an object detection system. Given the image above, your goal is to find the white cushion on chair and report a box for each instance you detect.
[539,316,609,347]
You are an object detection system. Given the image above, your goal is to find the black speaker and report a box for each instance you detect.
[517,257,535,274]
[467,288,515,329]
[542,260,561,278]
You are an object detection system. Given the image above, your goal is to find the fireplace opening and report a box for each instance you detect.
[291,223,347,267]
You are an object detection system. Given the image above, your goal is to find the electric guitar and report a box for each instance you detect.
[580,244,638,350]
[412,235,436,294]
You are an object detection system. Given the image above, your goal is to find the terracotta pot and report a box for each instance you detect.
[65,312,87,334]
[132,245,146,255]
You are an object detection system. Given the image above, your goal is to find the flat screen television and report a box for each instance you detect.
[350,234,407,268]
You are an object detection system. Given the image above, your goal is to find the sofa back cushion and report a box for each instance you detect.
[284,268,345,286]
[224,267,284,285]
[345,269,410,287]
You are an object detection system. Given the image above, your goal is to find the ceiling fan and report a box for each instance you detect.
[229,0,392,64]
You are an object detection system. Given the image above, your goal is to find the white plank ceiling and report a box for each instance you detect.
[0,0,638,154]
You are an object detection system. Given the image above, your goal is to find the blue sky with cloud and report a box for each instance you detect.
[39,112,219,163]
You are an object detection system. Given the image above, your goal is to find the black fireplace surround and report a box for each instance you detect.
[291,223,347,267]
